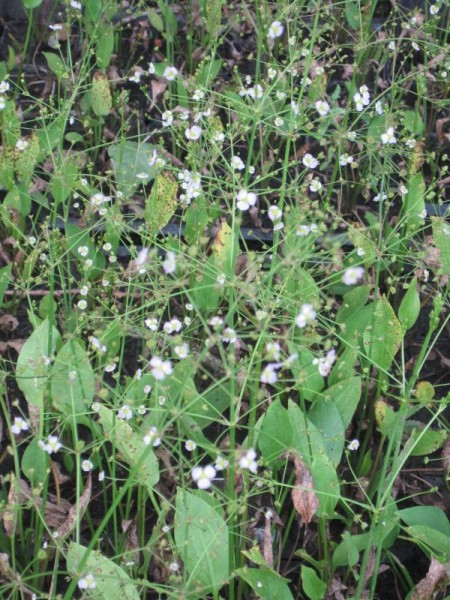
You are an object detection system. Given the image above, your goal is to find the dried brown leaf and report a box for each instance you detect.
[0,315,18,332]
[411,557,450,600]
[291,457,319,526]
[55,475,92,539]
[442,437,450,474]
[150,79,167,107]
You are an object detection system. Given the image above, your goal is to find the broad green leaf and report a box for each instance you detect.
[51,340,94,417]
[147,7,164,31]
[236,567,293,600]
[144,172,178,237]
[345,0,361,30]
[431,218,450,275]
[399,507,450,538]
[36,116,65,156]
[98,405,159,491]
[49,158,78,205]
[406,525,450,561]
[66,542,140,600]
[283,266,320,310]
[398,277,420,330]
[310,453,340,517]
[43,52,67,81]
[96,24,115,69]
[22,0,43,8]
[291,349,324,401]
[332,532,369,569]
[175,489,229,595]
[322,376,361,429]
[65,222,105,277]
[363,296,402,371]
[347,226,377,267]
[197,59,223,88]
[21,436,49,488]
[403,172,425,231]
[210,219,238,279]
[91,72,112,117]
[259,400,293,464]
[401,110,425,136]
[408,427,447,456]
[340,301,374,347]
[309,401,345,466]
[85,0,102,21]
[16,319,61,407]
[301,565,327,600]
[328,345,359,386]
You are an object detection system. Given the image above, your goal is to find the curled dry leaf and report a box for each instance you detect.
[291,456,319,526]
[0,315,18,332]
[411,557,450,600]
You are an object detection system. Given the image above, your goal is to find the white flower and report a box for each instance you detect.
[213,130,225,142]
[315,100,330,116]
[267,67,277,80]
[191,464,216,489]
[309,178,322,192]
[342,266,365,285]
[209,316,224,327]
[185,440,197,451]
[340,153,354,166]
[412,41,420,51]
[77,245,89,257]
[236,189,257,210]
[185,125,202,141]
[375,101,384,115]
[222,327,237,344]
[0,97,6,110]
[296,303,317,328]
[348,439,360,451]
[373,193,387,202]
[163,66,178,81]
[16,139,29,152]
[296,224,310,236]
[129,70,142,83]
[274,116,284,127]
[174,342,189,358]
[148,62,155,74]
[0,80,10,94]
[150,357,173,380]
[247,84,264,99]
[90,336,107,353]
[215,456,229,470]
[399,184,408,195]
[260,364,278,384]
[255,310,267,321]
[90,192,111,207]
[239,448,258,473]
[11,417,29,435]
[192,89,205,101]
[163,318,182,334]
[381,127,397,145]
[136,172,149,181]
[70,0,82,9]
[77,300,87,310]
[143,426,161,447]
[357,247,365,257]
[268,20,284,39]
[49,23,63,30]
[388,41,396,50]
[81,459,93,472]
[231,156,245,170]
[104,363,116,373]
[347,131,357,141]
[169,562,179,571]
[405,138,417,149]
[313,349,336,377]
[216,273,226,285]
[291,100,299,115]
[117,405,133,420]
[268,205,282,222]
[302,153,318,169]
[162,251,176,274]
[160,112,174,130]
[265,341,281,361]
[39,435,62,454]
[430,4,439,15]
[78,574,96,590]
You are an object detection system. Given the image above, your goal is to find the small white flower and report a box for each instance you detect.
[81,459,94,472]
[302,153,318,169]
[296,303,317,328]
[213,130,225,142]
[373,193,387,203]
[163,318,182,334]
[375,100,384,115]
[129,70,142,83]
[215,456,229,470]
[163,251,177,274]
[430,4,439,15]
[265,341,281,361]
[267,67,277,80]
[239,448,258,473]
[347,131,357,141]
[16,139,29,152]
[143,426,161,447]
[0,81,10,94]
[49,23,63,30]
[357,247,365,257]
[90,336,107,353]
[185,125,202,141]
[216,273,226,286]
[77,245,89,257]
[268,205,283,222]
[117,405,133,420]
[98,471,105,481]
[388,41,396,51]
[348,439,360,451]
[340,153,354,166]
[192,89,205,101]
[291,100,299,115]
[342,266,365,285]
[102,242,112,252]
[174,342,189,359]
[136,172,149,181]
[260,364,278,385]
[70,0,82,10]
[405,138,417,149]
[309,178,322,192]
[412,41,420,51]
[296,224,311,236]
[150,357,173,380]
[222,327,237,344]
[169,562,180,572]
[231,156,245,171]
[185,440,197,452]
[381,127,397,145]
[161,110,173,127]
[78,574,96,590]
[192,464,216,489]
[90,192,111,207]
[104,363,116,373]
[274,116,284,127]
[313,348,337,377]
[148,62,155,74]
[315,100,330,116]
[268,20,284,39]
[236,189,257,211]
[399,184,408,195]
[163,66,178,81]
[209,316,224,328]
[11,417,29,435]
[39,435,62,455]
[0,97,6,110]
[77,300,87,310]
[255,310,267,321]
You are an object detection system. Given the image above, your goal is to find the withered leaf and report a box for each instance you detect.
[55,475,92,539]
[291,456,319,526]
[411,557,450,600]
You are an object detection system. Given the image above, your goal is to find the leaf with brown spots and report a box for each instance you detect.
[291,456,319,526]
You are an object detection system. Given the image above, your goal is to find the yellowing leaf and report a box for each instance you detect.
[144,172,178,237]
[91,71,112,117]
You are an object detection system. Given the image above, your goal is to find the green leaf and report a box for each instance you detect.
[43,52,67,80]
[345,1,362,30]
[259,400,293,464]
[22,0,43,8]
[66,542,140,599]
[144,172,178,238]
[328,345,359,386]
[147,8,165,32]
[399,507,450,538]
[398,277,420,330]
[363,296,402,371]
[0,264,12,306]
[332,532,369,569]
[91,72,112,117]
[291,349,324,401]
[337,285,371,322]
[197,59,223,88]
[16,319,61,407]
[22,436,49,488]
[49,158,78,205]
[322,377,361,430]
[408,427,447,456]
[431,218,450,275]
[65,222,105,277]
[301,565,327,600]
[96,24,115,69]
[174,489,229,595]
[401,110,425,136]
[309,401,345,466]
[108,141,158,194]
[98,405,159,491]
[347,227,377,267]
[405,525,450,562]
[403,172,425,231]
[51,340,94,417]
[236,567,293,600]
